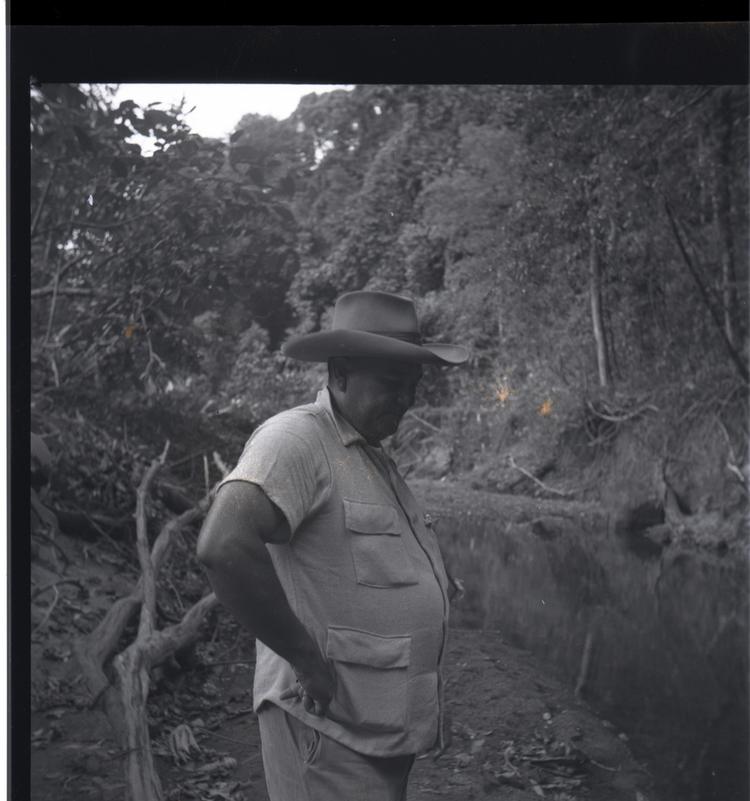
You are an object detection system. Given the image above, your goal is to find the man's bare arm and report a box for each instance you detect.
[196,481,334,714]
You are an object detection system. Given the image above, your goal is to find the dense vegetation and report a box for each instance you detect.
[30,83,749,521]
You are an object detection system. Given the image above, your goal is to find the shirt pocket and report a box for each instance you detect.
[326,626,411,733]
[343,499,419,588]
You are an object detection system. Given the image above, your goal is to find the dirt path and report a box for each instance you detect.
[30,531,662,801]
[204,628,660,801]
[32,628,661,800]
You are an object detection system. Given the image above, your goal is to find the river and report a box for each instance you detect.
[415,481,749,801]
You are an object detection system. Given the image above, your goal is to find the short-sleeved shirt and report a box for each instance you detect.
[220,387,450,757]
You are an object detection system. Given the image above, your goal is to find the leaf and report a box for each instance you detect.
[143,108,178,130]
[168,723,201,765]
[538,399,553,417]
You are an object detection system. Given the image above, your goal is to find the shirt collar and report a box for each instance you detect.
[316,387,369,448]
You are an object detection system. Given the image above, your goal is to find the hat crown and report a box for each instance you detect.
[332,291,420,339]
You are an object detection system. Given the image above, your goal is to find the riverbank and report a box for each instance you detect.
[414,480,748,800]
[28,481,746,800]
[31,573,660,801]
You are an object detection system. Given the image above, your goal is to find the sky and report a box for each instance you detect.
[112,83,353,141]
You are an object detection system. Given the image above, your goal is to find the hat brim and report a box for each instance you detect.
[282,330,469,366]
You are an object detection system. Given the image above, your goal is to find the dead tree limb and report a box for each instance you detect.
[508,456,575,497]
[405,409,442,434]
[75,443,222,801]
[585,399,658,423]
[32,585,60,635]
[76,498,210,704]
[135,442,171,642]
[212,451,230,478]
[110,590,219,801]
[76,589,144,703]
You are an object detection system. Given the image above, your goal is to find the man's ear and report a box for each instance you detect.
[328,359,348,392]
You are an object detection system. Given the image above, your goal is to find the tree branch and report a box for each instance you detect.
[75,493,208,707]
[212,451,230,478]
[135,442,171,642]
[32,244,126,301]
[31,285,95,298]
[663,197,749,383]
[35,199,170,237]
[508,455,574,497]
[144,592,219,667]
[405,409,442,434]
[41,213,78,347]
[31,162,57,239]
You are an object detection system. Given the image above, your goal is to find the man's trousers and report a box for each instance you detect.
[257,703,415,801]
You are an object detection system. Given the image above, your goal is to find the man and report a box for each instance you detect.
[197,290,468,800]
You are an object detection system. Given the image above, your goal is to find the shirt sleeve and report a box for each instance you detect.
[219,412,331,538]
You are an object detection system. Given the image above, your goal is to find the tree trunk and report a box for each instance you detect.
[716,89,738,350]
[114,646,164,801]
[663,198,749,384]
[588,222,611,389]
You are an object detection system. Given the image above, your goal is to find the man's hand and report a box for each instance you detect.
[281,649,336,717]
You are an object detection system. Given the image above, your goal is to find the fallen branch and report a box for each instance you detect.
[145,592,218,667]
[77,464,203,705]
[405,409,442,434]
[110,590,218,800]
[586,399,658,423]
[31,285,95,298]
[76,589,144,703]
[508,456,574,498]
[31,578,85,601]
[135,442,171,642]
[212,451,230,478]
[32,585,60,635]
[714,414,748,491]
[156,480,195,514]
[75,444,220,801]
[30,531,70,566]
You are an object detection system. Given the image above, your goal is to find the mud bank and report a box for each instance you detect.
[414,481,749,801]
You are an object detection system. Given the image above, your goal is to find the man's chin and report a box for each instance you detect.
[380,417,404,441]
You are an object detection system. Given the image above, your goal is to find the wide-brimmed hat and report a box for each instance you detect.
[282,291,469,366]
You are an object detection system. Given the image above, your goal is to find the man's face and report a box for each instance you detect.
[338,358,423,445]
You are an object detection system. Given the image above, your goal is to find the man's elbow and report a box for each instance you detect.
[196,525,222,569]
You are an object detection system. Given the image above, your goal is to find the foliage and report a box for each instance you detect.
[30,82,749,520]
